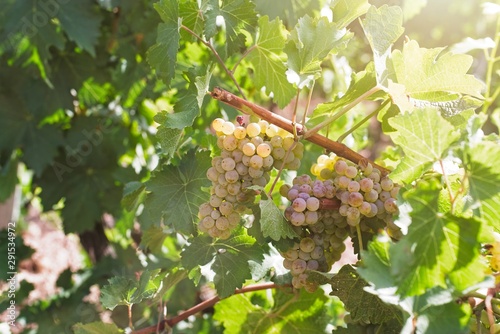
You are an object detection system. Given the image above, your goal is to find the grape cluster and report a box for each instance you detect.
[198,118,304,239]
[280,154,400,290]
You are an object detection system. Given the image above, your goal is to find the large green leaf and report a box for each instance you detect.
[246,16,295,108]
[56,0,102,56]
[181,231,264,298]
[465,141,500,232]
[390,179,485,297]
[205,0,257,55]
[140,150,211,235]
[147,0,181,87]
[388,108,460,184]
[361,5,404,85]
[259,197,298,241]
[285,15,350,88]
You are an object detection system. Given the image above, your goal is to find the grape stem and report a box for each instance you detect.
[130,282,287,334]
[211,87,390,175]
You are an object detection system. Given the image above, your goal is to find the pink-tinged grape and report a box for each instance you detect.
[291,259,307,275]
[297,192,310,200]
[310,246,324,260]
[216,216,229,230]
[210,209,221,220]
[369,203,378,217]
[348,180,360,192]
[292,197,307,212]
[246,122,261,137]
[372,182,382,194]
[348,192,364,207]
[305,211,319,224]
[220,121,235,135]
[283,259,292,270]
[306,197,320,211]
[284,206,294,221]
[233,126,247,139]
[300,237,315,252]
[298,184,312,194]
[248,166,264,178]
[221,150,231,158]
[227,182,241,196]
[206,167,219,183]
[384,198,398,213]
[212,118,225,132]
[225,170,239,183]
[364,189,379,202]
[221,157,236,171]
[339,204,349,216]
[214,184,228,198]
[346,211,360,226]
[287,188,300,201]
[249,155,263,169]
[359,201,372,216]
[223,135,238,151]
[209,194,223,207]
[307,260,319,270]
[242,142,256,156]
[298,250,311,261]
[219,201,234,216]
[198,202,213,218]
[290,212,305,226]
[379,191,391,202]
[339,191,349,204]
[338,176,350,189]
[313,185,326,198]
[375,199,386,214]
[201,216,215,229]
[334,160,348,175]
[359,177,374,192]
[381,177,394,191]
[256,143,272,158]
[345,166,358,178]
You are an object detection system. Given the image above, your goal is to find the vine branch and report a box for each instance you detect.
[210,87,390,175]
[130,282,286,334]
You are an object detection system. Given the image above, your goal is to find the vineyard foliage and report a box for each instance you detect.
[1,0,500,333]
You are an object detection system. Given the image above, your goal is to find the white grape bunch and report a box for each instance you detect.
[198,117,304,239]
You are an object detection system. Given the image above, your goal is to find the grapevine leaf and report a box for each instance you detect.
[139,150,211,235]
[331,0,370,29]
[259,197,298,241]
[465,141,500,232]
[335,320,402,334]
[155,111,183,158]
[121,182,146,212]
[73,321,122,334]
[56,0,102,56]
[0,156,17,202]
[285,15,350,88]
[388,108,460,184]
[205,0,257,55]
[246,16,296,108]
[140,226,168,254]
[100,276,136,310]
[181,231,264,298]
[330,265,402,325]
[388,40,485,113]
[213,293,261,334]
[179,0,209,39]
[253,0,321,28]
[403,301,470,334]
[390,179,485,296]
[147,0,181,88]
[361,5,404,85]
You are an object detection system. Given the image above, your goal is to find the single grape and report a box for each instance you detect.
[233,126,247,139]
[256,143,272,158]
[298,250,311,261]
[225,170,239,183]
[198,202,213,218]
[292,197,307,212]
[306,197,320,211]
[216,216,230,230]
[221,121,235,135]
[242,142,256,156]
[248,166,264,178]
[305,211,319,224]
[334,160,348,175]
[246,122,261,137]
[300,237,315,253]
[291,259,307,275]
[359,177,374,192]
[201,216,215,229]
[348,180,360,192]
[381,177,394,191]
[221,157,236,171]
[219,201,234,216]
[223,135,238,151]
[290,212,305,226]
[210,209,221,220]
[214,184,228,198]
[345,166,358,178]
[306,260,319,270]
[212,118,225,132]
[209,194,223,207]
[249,155,264,169]
[348,192,364,207]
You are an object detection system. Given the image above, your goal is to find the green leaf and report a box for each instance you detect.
[388,40,485,112]
[465,141,500,232]
[361,5,404,85]
[56,0,102,56]
[140,226,168,254]
[246,16,295,108]
[331,0,370,29]
[214,288,329,333]
[147,0,181,87]
[140,150,211,234]
[155,111,183,158]
[390,179,485,296]
[259,197,298,241]
[331,265,402,325]
[285,15,350,88]
[181,231,264,298]
[403,301,470,334]
[121,182,146,212]
[73,321,122,334]
[205,0,257,55]
[0,156,18,202]
[388,108,460,184]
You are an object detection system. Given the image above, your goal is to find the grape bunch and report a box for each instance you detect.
[198,117,304,239]
[280,153,400,290]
